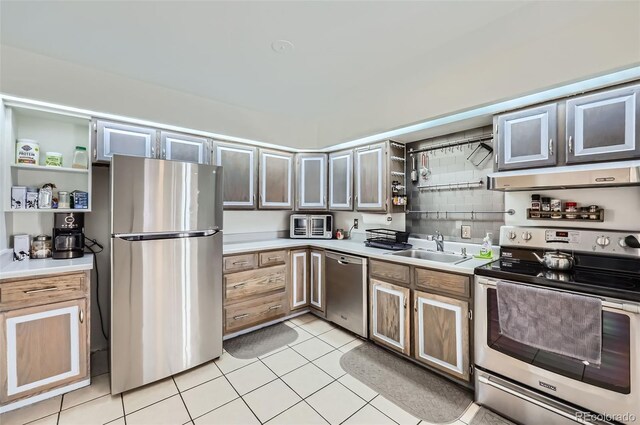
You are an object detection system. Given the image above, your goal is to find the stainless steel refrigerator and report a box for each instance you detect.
[110,155,223,394]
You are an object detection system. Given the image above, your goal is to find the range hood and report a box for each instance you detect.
[487,160,640,191]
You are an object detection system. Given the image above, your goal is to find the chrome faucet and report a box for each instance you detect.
[434,231,445,252]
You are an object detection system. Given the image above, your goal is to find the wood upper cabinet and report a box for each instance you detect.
[1,298,88,403]
[160,131,210,164]
[355,143,387,212]
[328,150,353,210]
[310,250,324,313]
[93,119,158,163]
[215,142,257,209]
[296,154,327,210]
[290,249,309,310]
[259,149,294,209]
[496,103,558,171]
[370,279,410,355]
[413,290,470,382]
[566,84,640,164]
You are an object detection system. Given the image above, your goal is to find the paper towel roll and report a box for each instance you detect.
[361,213,393,225]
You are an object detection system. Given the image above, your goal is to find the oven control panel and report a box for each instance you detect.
[544,230,580,244]
[499,226,640,258]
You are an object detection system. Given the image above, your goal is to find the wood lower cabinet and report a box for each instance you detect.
[1,296,89,404]
[413,290,470,382]
[290,250,309,310]
[309,250,324,313]
[370,279,410,355]
[222,250,291,335]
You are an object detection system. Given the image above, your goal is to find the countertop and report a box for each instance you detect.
[0,253,94,280]
[224,236,496,275]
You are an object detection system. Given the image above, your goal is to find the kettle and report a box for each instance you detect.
[532,251,574,271]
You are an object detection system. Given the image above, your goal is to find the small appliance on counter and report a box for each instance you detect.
[364,228,412,250]
[290,214,332,239]
[52,212,85,259]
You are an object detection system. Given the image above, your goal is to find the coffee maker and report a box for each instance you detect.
[52,212,85,259]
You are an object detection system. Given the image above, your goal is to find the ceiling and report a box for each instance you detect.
[1,1,639,148]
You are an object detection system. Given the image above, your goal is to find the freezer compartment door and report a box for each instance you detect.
[110,155,223,234]
[111,232,222,394]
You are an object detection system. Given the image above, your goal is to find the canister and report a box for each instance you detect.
[31,235,52,259]
[58,191,71,209]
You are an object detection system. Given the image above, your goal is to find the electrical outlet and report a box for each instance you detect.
[461,225,471,239]
[353,219,359,229]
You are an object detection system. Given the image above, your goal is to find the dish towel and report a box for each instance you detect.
[496,281,602,365]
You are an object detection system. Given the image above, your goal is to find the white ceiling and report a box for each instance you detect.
[1,1,639,148]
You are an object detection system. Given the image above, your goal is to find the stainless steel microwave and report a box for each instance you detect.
[290,214,333,239]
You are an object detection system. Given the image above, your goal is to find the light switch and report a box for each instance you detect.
[461,225,471,239]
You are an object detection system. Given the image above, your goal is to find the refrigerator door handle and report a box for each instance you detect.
[114,228,219,241]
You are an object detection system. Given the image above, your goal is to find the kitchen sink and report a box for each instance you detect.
[390,249,471,264]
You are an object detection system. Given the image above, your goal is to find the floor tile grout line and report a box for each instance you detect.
[120,394,127,425]
[217,371,264,425]
[256,355,335,424]
[173,376,194,424]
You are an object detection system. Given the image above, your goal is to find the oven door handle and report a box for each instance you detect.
[478,375,598,425]
[476,277,640,314]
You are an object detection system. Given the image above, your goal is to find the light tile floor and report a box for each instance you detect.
[1,313,486,425]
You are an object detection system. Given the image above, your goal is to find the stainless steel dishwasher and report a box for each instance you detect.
[325,251,368,337]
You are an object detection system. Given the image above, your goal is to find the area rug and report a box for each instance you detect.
[340,342,473,423]
[224,323,298,359]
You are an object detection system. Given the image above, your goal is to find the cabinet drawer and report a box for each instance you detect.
[0,273,87,309]
[415,268,469,298]
[224,265,286,302]
[370,260,410,284]
[224,292,287,334]
[259,250,287,267]
[223,253,257,273]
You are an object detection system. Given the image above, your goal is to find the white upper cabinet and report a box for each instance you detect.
[259,149,294,210]
[93,120,157,163]
[328,150,353,211]
[566,84,640,164]
[215,142,257,209]
[160,131,210,164]
[296,153,327,210]
[496,103,557,170]
[355,143,386,212]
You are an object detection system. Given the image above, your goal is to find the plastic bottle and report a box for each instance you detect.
[480,232,493,258]
[72,146,88,169]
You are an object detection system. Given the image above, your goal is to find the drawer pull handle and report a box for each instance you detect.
[269,304,282,311]
[233,283,246,289]
[232,261,249,266]
[79,309,84,323]
[24,286,59,294]
[267,256,281,261]
[233,313,250,320]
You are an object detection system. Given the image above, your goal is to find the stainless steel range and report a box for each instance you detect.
[474,226,640,425]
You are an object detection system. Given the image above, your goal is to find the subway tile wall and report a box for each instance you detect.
[405,125,505,244]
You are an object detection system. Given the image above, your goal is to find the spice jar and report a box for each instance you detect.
[551,199,562,212]
[588,205,600,220]
[580,207,590,219]
[565,202,578,219]
[31,235,52,259]
[541,197,551,218]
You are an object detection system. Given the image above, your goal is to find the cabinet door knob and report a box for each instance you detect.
[548,138,553,156]
[79,309,84,323]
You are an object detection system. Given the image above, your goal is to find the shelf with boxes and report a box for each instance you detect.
[3,103,92,213]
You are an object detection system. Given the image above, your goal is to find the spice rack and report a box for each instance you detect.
[526,208,605,222]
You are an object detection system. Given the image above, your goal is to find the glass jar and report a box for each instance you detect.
[580,207,590,219]
[551,212,563,219]
[588,205,600,220]
[565,202,578,219]
[551,199,562,212]
[31,235,52,259]
[72,146,88,169]
[58,191,71,209]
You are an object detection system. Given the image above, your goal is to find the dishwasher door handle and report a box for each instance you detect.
[337,260,349,265]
